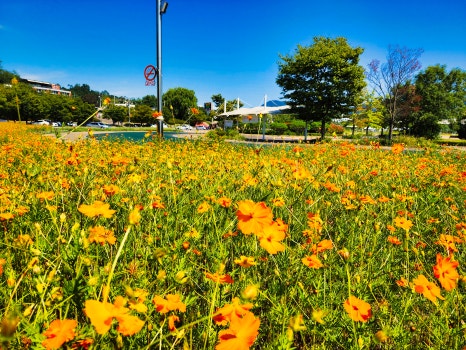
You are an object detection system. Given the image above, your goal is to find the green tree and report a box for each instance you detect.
[0,84,17,120]
[414,65,466,134]
[276,37,366,139]
[395,83,422,134]
[68,83,100,106]
[103,105,126,125]
[0,61,17,84]
[138,95,158,108]
[132,105,154,124]
[211,93,244,115]
[366,45,423,141]
[211,94,224,109]
[163,87,197,121]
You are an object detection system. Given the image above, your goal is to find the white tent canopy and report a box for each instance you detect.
[217,105,290,117]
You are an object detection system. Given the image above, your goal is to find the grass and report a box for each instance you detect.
[0,122,464,349]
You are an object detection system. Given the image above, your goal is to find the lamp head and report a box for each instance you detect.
[160,2,168,14]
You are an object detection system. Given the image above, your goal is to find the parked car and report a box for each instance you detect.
[150,123,169,128]
[176,124,193,130]
[33,120,51,125]
[52,122,61,127]
[86,122,110,128]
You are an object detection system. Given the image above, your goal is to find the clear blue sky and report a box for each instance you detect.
[1,0,465,108]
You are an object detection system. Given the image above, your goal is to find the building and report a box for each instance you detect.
[23,79,72,96]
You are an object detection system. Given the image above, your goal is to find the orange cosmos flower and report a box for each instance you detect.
[102,184,119,196]
[197,201,211,213]
[387,236,402,245]
[322,181,340,193]
[258,222,286,254]
[168,315,180,332]
[205,272,234,284]
[36,191,55,201]
[128,207,141,225]
[433,254,459,291]
[236,200,273,235]
[272,197,285,207]
[391,143,404,154]
[152,294,186,314]
[218,196,232,208]
[311,239,333,254]
[394,216,413,231]
[241,285,259,300]
[0,258,6,276]
[88,226,116,245]
[213,297,254,325]
[78,201,115,218]
[396,277,409,287]
[84,297,145,336]
[216,312,260,350]
[412,274,445,304]
[234,256,256,268]
[435,234,461,253]
[151,200,166,209]
[274,217,289,232]
[306,212,323,234]
[343,296,372,323]
[378,196,390,203]
[302,254,323,269]
[14,234,33,247]
[0,212,14,221]
[103,97,111,105]
[42,319,77,350]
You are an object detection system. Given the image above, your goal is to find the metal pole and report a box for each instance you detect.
[156,0,164,138]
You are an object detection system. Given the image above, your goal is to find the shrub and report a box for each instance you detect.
[268,122,289,135]
[458,122,466,139]
[327,123,344,135]
[287,119,307,134]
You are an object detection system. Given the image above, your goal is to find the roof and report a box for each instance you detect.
[218,105,291,117]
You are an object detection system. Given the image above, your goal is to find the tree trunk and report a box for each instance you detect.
[320,118,326,140]
[304,120,308,142]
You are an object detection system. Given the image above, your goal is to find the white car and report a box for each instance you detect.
[33,120,51,125]
[150,123,169,128]
[86,122,110,128]
[176,124,193,130]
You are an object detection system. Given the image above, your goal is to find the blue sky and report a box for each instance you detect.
[1,0,465,108]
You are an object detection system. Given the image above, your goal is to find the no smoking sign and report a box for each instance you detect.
[144,65,157,85]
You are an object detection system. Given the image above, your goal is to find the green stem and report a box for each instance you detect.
[103,225,132,303]
[345,263,358,348]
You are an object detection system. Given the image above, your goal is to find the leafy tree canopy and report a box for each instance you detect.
[163,87,197,121]
[276,36,366,138]
[415,65,466,122]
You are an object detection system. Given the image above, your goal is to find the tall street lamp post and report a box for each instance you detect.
[156,0,168,138]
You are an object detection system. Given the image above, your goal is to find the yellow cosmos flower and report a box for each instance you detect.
[394,216,413,231]
[234,256,256,268]
[78,201,116,218]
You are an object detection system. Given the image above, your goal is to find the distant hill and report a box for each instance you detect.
[262,99,287,107]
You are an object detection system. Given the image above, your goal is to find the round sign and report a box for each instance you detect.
[144,65,157,81]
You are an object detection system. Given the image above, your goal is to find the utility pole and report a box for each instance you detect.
[156,0,168,138]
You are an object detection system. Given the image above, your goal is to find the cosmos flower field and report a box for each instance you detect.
[0,123,464,349]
